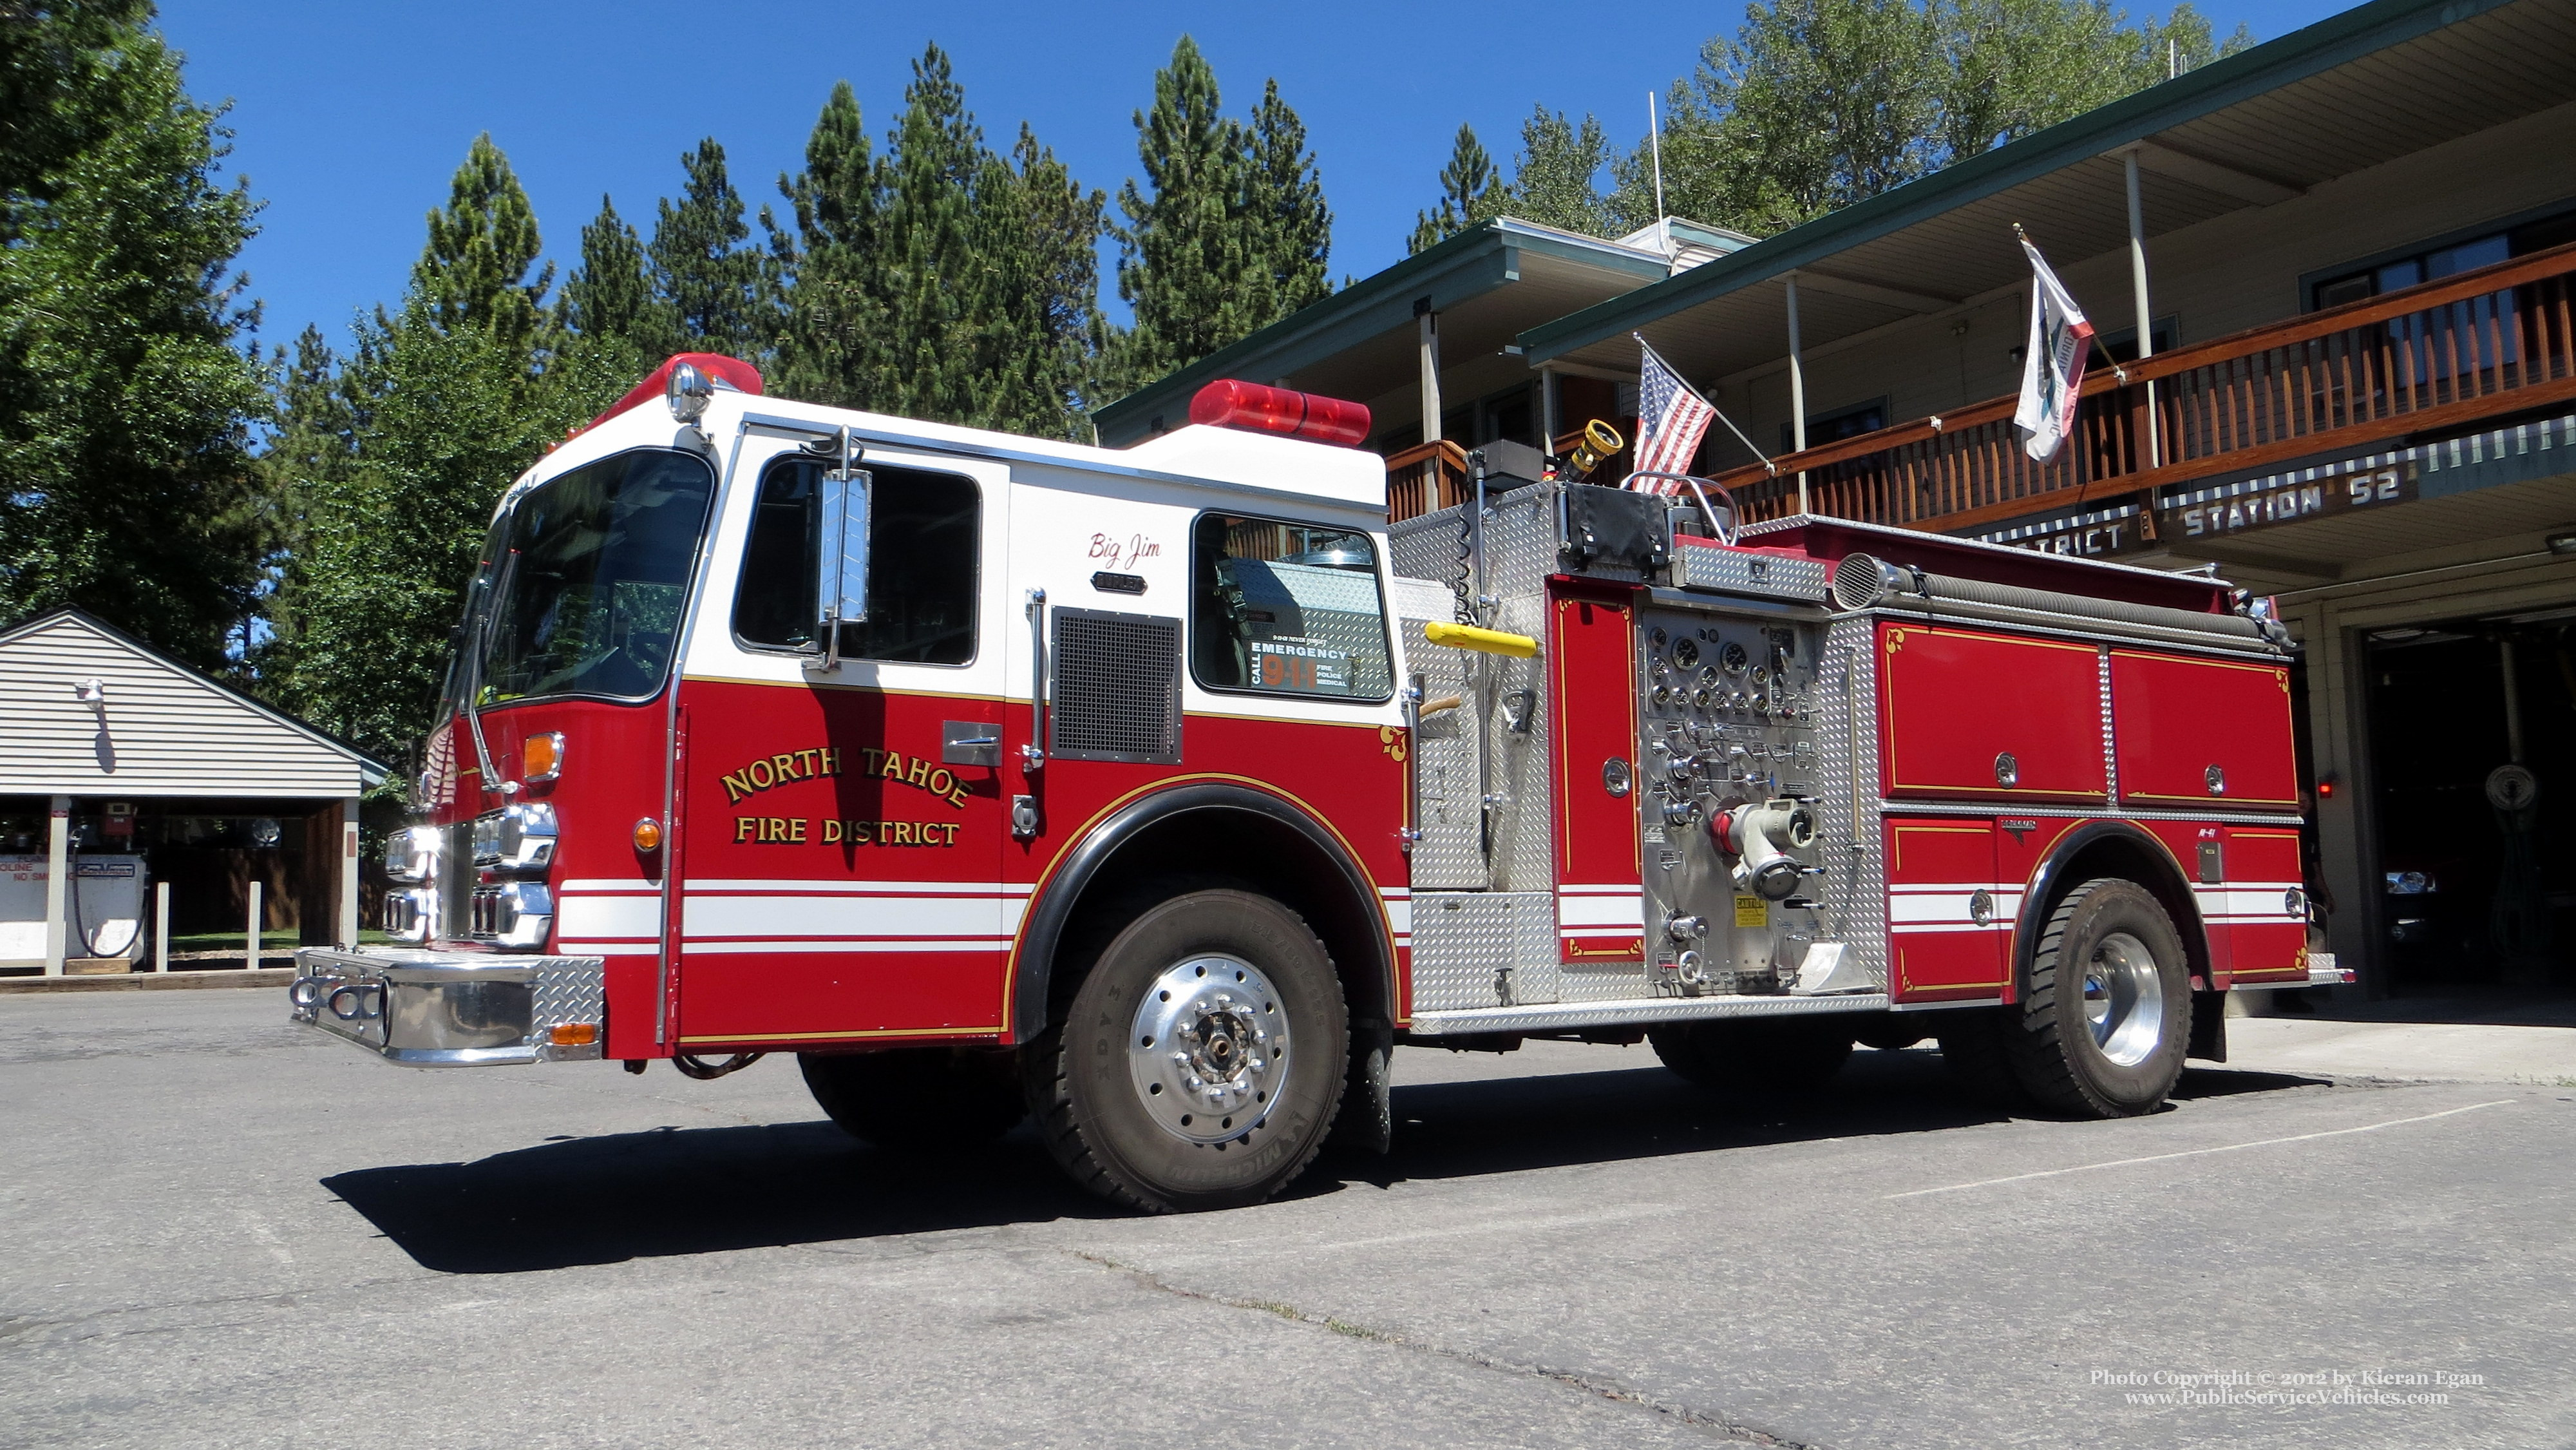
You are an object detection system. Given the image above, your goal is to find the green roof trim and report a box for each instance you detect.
[1094,218,1674,442]
[1519,0,2514,364]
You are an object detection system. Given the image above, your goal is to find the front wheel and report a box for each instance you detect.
[2004,878,2191,1116]
[1027,889,1347,1213]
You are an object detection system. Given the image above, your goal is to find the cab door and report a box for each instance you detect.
[668,430,1014,1049]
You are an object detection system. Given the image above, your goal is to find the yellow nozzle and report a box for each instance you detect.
[1422,621,1539,658]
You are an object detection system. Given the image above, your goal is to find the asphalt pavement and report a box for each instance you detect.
[4,990,2570,1449]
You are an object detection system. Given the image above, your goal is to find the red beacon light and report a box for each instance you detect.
[583,353,766,434]
[1188,379,1371,448]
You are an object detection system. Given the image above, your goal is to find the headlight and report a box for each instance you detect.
[473,802,557,873]
[384,825,442,884]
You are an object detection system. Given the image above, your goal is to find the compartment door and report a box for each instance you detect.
[1549,584,1643,963]
[2213,825,2307,984]
[1885,817,2009,1002]
[2110,651,2297,810]
[1879,624,2107,805]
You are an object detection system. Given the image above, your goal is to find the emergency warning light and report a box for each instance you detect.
[1188,379,1370,447]
[587,354,765,434]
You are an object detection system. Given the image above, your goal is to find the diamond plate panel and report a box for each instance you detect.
[1483,490,1557,893]
[532,955,607,1061]
[1408,892,1560,1011]
[1672,542,1830,602]
[1390,517,1484,890]
[1815,615,1888,993]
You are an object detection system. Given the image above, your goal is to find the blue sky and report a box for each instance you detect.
[161,0,2346,357]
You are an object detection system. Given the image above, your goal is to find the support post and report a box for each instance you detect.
[2124,149,2162,470]
[154,882,169,973]
[339,795,361,948]
[1416,301,1443,448]
[246,879,261,973]
[43,796,69,976]
[1539,365,1559,450]
[1785,274,1810,514]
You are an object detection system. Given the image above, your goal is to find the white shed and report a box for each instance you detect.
[0,609,388,974]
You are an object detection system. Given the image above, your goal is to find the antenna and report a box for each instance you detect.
[2168,38,2179,79]
[1648,91,1668,238]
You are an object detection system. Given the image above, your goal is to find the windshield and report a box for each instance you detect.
[472,448,717,705]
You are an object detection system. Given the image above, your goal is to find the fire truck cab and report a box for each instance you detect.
[294,354,2337,1214]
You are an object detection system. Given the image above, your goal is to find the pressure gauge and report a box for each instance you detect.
[1750,665,1770,687]
[1719,640,1750,675]
[1671,636,1700,670]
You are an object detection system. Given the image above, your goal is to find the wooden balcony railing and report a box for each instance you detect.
[1712,238,2576,532]
[1386,440,1470,522]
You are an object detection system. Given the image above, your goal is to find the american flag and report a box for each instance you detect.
[1629,338,1716,492]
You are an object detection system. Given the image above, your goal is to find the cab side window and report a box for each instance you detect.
[734,459,979,665]
[1189,513,1393,701]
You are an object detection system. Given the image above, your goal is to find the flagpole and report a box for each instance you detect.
[2124,149,2162,470]
[1785,274,1810,514]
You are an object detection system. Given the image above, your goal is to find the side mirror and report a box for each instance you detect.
[811,450,871,670]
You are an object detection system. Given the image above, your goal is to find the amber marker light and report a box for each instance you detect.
[522,731,565,783]
[633,817,664,853]
[549,1023,599,1047]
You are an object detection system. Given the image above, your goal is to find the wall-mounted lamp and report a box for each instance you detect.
[72,678,105,704]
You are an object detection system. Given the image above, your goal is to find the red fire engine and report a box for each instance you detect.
[292,353,2340,1213]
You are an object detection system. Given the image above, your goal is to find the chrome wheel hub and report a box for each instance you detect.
[2083,931,2165,1068]
[1128,953,1290,1145]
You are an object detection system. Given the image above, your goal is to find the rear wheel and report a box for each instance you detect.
[2003,878,2191,1116]
[1025,889,1347,1213]
[1649,1017,1854,1091]
[799,1046,1026,1150]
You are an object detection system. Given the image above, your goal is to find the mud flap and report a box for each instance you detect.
[2188,989,2228,1063]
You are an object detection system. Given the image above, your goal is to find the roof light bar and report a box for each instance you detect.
[1187,379,1371,447]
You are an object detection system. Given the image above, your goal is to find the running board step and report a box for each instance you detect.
[1408,993,1894,1038]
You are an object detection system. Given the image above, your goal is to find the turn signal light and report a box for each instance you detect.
[549,1023,599,1047]
[522,732,564,783]
[632,817,663,853]
[1188,379,1371,446]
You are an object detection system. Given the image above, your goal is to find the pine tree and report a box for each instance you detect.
[767,80,882,409]
[649,139,761,356]
[983,124,1104,439]
[412,133,553,354]
[1409,122,1502,253]
[559,193,661,377]
[1113,35,1256,389]
[0,18,269,669]
[1240,79,1331,321]
[873,44,989,424]
[0,0,149,210]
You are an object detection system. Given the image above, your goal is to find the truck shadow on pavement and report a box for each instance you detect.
[323,1050,2324,1275]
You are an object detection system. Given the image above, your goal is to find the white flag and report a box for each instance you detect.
[2012,235,2095,463]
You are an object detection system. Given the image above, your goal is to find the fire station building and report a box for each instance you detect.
[1104,0,2576,1000]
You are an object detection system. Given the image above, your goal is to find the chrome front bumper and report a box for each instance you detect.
[290,948,606,1067]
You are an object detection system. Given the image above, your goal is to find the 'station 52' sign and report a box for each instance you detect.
[2162,463,2415,541]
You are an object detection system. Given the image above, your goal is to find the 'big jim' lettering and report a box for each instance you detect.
[719,745,970,808]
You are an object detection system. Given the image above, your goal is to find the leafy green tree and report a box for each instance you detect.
[871,44,992,425]
[649,138,762,356]
[1504,107,1615,236]
[0,19,268,668]
[0,0,148,209]
[1408,122,1502,253]
[765,81,882,409]
[1612,0,2255,236]
[1240,79,1331,321]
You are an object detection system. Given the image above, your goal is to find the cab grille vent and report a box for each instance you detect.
[1050,607,1182,764]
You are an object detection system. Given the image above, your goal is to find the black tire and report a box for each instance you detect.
[799,1046,1027,1150]
[1024,889,1347,1214]
[1649,1017,1853,1091]
[2003,877,2192,1117]
[1934,1008,2023,1108]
